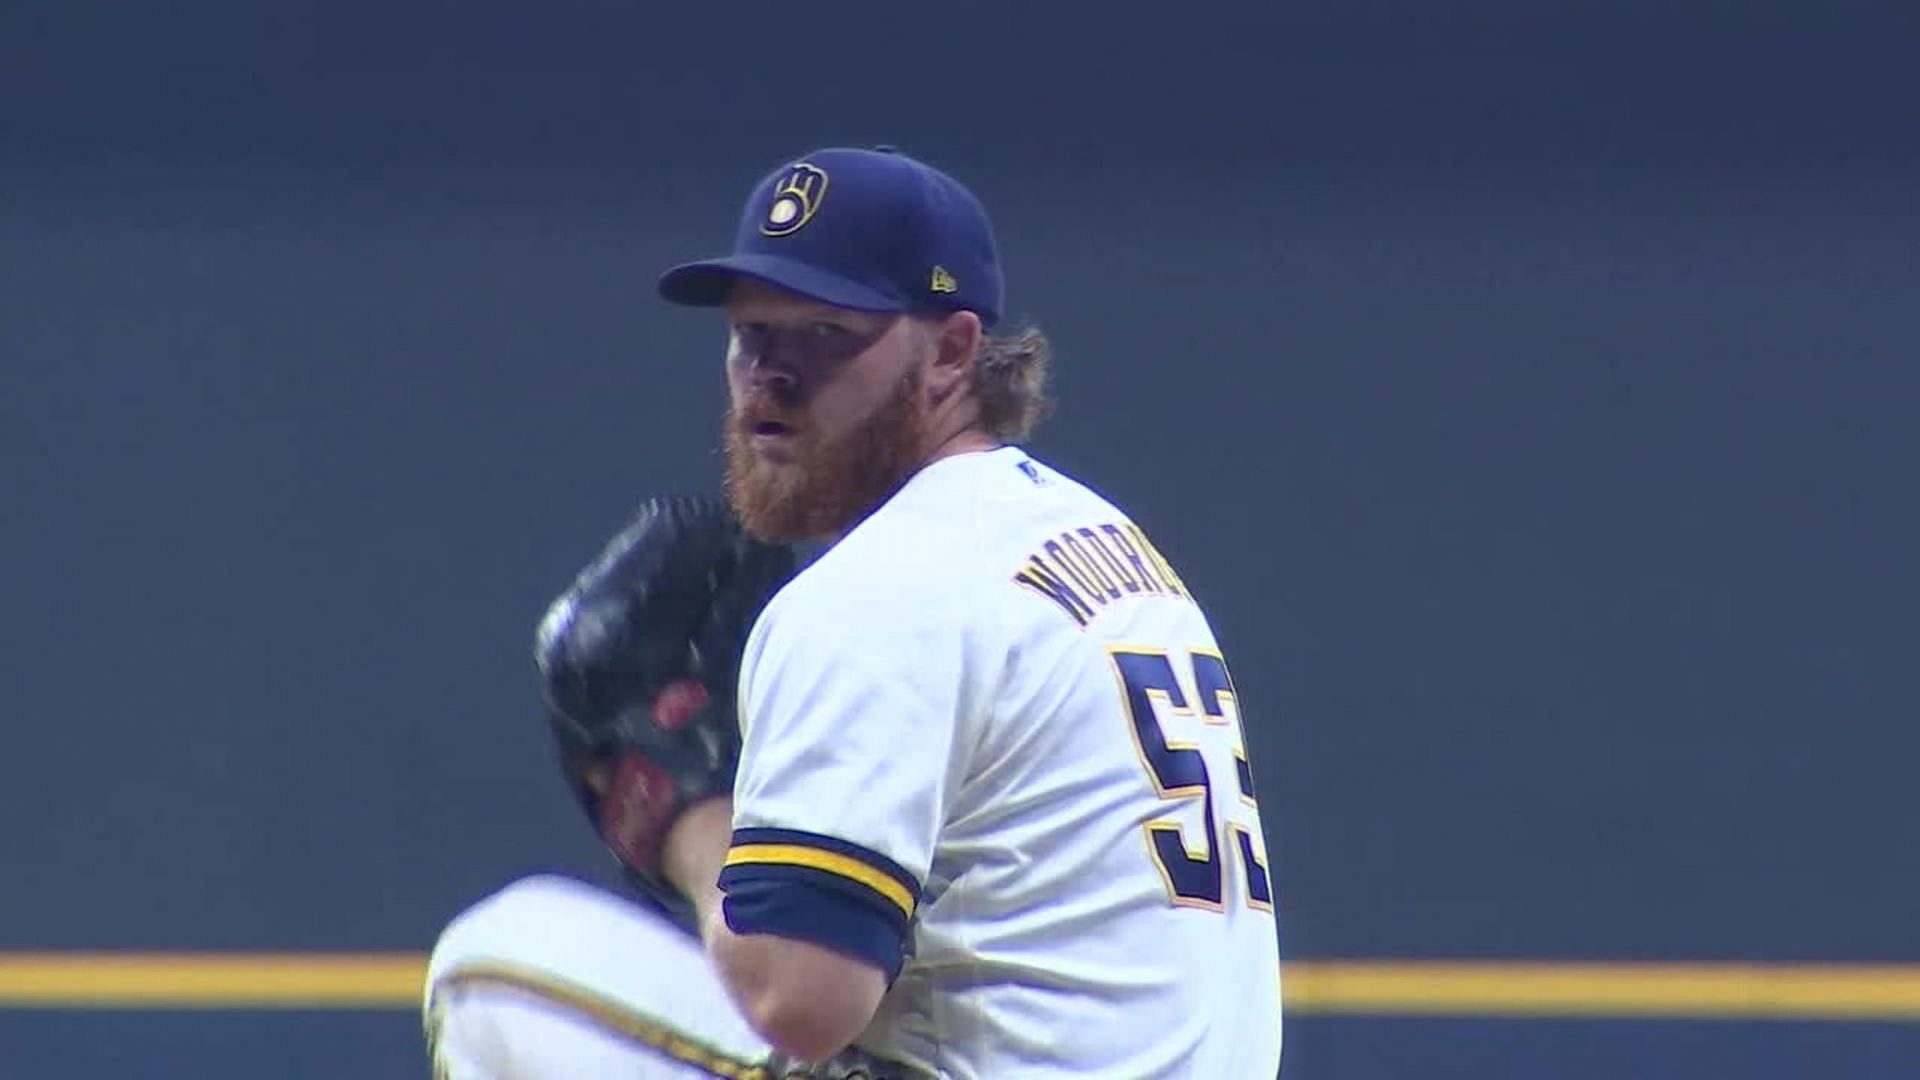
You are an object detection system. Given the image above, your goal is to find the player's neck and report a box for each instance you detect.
[918,393,1000,466]
[921,425,1001,466]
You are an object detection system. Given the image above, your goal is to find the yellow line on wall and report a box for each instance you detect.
[3,954,1920,1020]
[0,953,426,1009]
[1282,961,1920,1021]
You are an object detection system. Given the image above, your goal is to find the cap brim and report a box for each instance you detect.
[657,254,904,314]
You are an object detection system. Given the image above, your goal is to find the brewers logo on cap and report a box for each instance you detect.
[761,163,828,237]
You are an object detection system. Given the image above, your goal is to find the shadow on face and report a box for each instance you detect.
[721,279,928,434]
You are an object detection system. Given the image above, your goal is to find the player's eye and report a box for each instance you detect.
[731,319,881,371]
[729,323,769,358]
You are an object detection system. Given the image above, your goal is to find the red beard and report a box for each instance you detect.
[724,365,927,543]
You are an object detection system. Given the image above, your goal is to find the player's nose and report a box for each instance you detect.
[746,356,802,402]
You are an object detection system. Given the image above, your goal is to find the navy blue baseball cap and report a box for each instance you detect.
[658,146,1005,327]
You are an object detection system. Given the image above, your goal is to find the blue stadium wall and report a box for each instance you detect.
[3,3,1916,1076]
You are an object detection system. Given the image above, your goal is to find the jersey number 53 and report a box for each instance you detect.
[1109,647,1274,913]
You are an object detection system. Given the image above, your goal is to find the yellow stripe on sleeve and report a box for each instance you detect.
[723,843,916,919]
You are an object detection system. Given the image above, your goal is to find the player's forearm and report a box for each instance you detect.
[661,796,733,935]
[663,796,884,1061]
[711,926,885,1062]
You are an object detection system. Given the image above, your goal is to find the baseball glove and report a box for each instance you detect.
[534,495,796,928]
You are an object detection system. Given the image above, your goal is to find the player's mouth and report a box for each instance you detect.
[746,418,801,460]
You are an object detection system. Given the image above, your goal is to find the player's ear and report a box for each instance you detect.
[925,310,983,402]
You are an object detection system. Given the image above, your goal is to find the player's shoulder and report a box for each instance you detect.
[426,874,633,987]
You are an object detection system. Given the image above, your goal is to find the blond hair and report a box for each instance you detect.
[972,325,1053,442]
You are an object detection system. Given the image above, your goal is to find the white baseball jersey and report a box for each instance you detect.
[722,447,1283,1079]
[426,875,776,1079]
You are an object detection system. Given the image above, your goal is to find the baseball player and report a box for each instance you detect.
[425,147,1283,1078]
